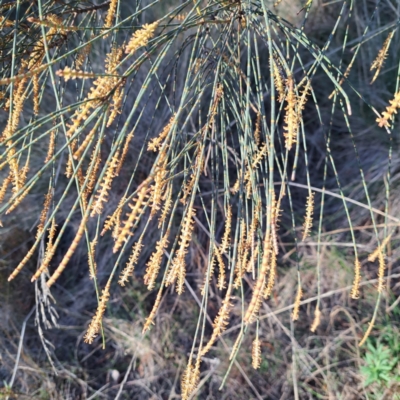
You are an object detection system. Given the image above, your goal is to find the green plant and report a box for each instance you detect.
[361,339,400,398]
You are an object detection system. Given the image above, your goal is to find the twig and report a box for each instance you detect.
[8,306,35,389]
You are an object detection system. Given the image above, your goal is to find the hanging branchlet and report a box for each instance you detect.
[84,280,111,344]
[370,31,395,84]
[118,238,144,286]
[302,192,314,241]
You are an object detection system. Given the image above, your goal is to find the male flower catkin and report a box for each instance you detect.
[166,207,196,294]
[84,281,111,344]
[283,75,298,150]
[302,192,314,241]
[125,21,159,55]
[370,31,395,84]
[118,239,143,286]
[251,338,262,369]
[376,91,400,128]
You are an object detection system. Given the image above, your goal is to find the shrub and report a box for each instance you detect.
[1,0,399,397]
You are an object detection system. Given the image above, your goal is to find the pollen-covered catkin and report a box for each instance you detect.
[143,287,163,334]
[220,205,232,254]
[144,231,169,290]
[292,285,302,321]
[350,258,361,299]
[201,290,233,356]
[283,75,298,150]
[125,21,159,55]
[113,186,149,253]
[166,207,196,294]
[148,115,175,152]
[91,151,120,217]
[118,238,143,286]
[302,192,314,241]
[370,31,395,84]
[368,234,392,262]
[84,280,111,344]
[376,91,400,128]
[310,307,321,332]
[251,338,262,369]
